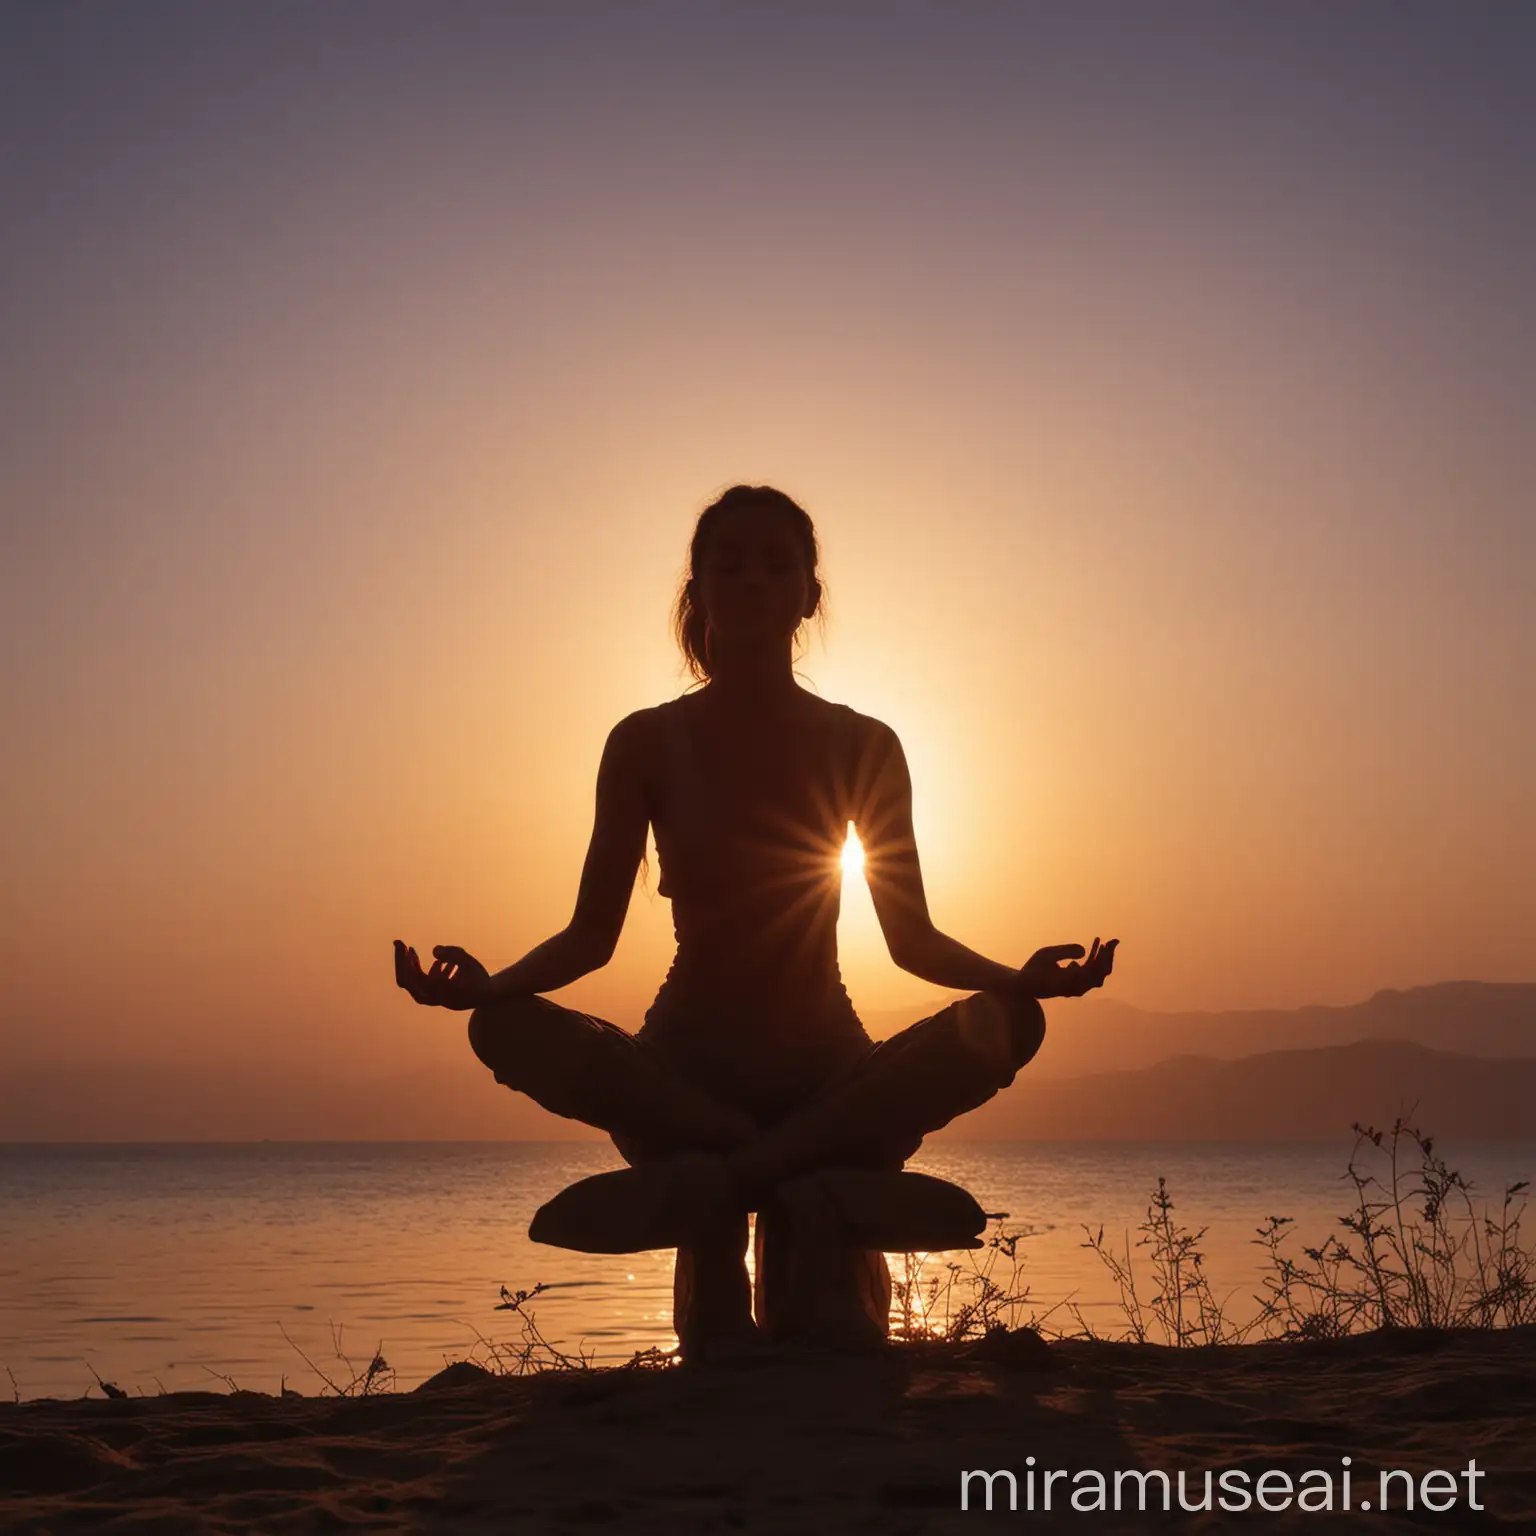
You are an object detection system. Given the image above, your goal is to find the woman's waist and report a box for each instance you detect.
[642,963,863,1038]
[670,896,841,955]
[638,976,872,1113]
[649,952,851,1004]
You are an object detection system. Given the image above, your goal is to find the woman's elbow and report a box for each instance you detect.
[886,929,932,977]
[569,924,618,969]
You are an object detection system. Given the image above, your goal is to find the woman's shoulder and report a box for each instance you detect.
[817,701,904,789]
[605,700,684,754]
[827,700,901,753]
[608,694,711,763]
[610,691,898,754]
[601,704,684,818]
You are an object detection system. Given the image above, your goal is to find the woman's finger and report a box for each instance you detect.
[438,944,482,975]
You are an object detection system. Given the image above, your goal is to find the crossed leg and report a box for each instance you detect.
[466,988,1046,1176]
[466,988,1047,1352]
[467,996,761,1157]
[721,988,1047,1197]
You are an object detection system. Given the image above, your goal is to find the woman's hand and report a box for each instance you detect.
[1015,937,1118,1000]
[394,940,494,1010]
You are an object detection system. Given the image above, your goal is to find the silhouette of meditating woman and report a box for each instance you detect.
[395,484,1117,1358]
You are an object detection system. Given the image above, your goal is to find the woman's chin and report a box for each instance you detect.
[712,621,800,648]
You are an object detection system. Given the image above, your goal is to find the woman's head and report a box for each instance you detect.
[673,484,825,681]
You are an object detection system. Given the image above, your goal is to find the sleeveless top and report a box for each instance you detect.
[636,694,879,1109]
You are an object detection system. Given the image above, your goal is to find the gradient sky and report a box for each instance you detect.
[2,2,1532,1087]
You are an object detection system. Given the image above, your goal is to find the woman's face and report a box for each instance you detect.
[694,505,816,654]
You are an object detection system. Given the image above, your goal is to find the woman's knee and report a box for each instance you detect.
[1005,992,1047,1071]
[952,989,1046,1085]
[467,994,544,1071]
[468,995,643,1120]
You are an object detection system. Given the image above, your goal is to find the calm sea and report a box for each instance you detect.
[3,1139,1532,1401]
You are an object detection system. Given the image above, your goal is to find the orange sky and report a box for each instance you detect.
[2,7,1532,1090]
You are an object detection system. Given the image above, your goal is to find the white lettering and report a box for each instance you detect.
[1071,1470,1107,1512]
[1255,1469,1293,1511]
[1380,1469,1415,1511]
[1419,1470,1458,1512]
[1296,1469,1334,1512]
[1217,1469,1252,1512]
[1114,1468,1171,1512]
[1043,1468,1068,1510]
[1465,1459,1485,1512]
[959,1470,1016,1512]
[1176,1469,1212,1512]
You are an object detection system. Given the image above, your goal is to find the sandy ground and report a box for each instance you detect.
[3,1326,1533,1533]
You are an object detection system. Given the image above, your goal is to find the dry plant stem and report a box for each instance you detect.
[491,1283,596,1374]
[1311,1119,1534,1333]
[1079,1179,1241,1346]
[82,1359,127,1399]
[1079,1225,1149,1343]
[1081,1118,1534,1347]
[278,1320,394,1397]
[891,1219,1039,1343]
[279,1322,348,1396]
[448,1283,674,1375]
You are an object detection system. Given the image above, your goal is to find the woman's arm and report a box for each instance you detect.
[852,720,1121,1000]
[482,712,652,1003]
[852,721,1021,994]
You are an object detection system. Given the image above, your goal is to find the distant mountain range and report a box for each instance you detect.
[2,982,1532,1142]
[866,979,1536,1079]
[927,1039,1536,1142]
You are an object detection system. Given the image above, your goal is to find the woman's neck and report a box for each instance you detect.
[698,649,806,716]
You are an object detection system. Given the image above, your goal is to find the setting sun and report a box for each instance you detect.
[841,823,865,876]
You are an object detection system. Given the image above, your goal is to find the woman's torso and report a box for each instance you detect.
[636,689,876,1111]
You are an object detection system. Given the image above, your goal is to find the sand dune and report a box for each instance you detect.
[3,1327,1532,1531]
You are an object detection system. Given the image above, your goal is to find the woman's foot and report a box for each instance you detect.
[753,1175,894,1353]
[529,1152,745,1253]
[674,1216,756,1362]
[678,1321,783,1366]
[812,1168,988,1252]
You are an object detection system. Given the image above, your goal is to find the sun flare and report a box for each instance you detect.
[840,824,865,876]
